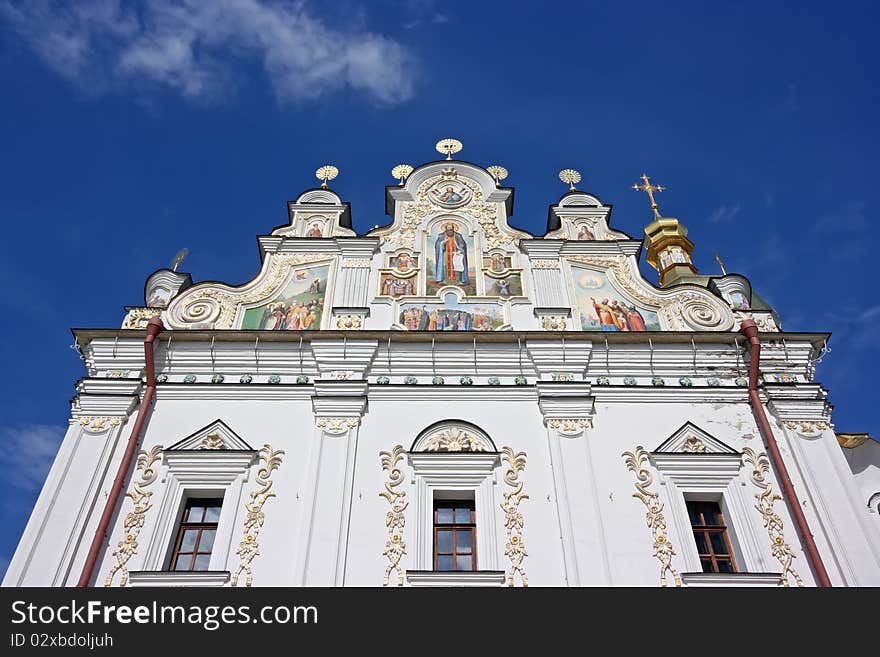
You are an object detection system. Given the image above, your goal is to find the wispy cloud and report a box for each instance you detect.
[0,424,64,492]
[708,203,741,224]
[400,0,448,29]
[1,0,417,105]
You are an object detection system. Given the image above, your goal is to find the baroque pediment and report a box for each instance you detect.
[652,422,739,455]
[167,419,254,451]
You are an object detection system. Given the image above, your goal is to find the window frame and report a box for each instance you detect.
[432,498,477,572]
[169,498,224,572]
[686,500,738,574]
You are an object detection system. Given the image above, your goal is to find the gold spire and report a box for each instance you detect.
[315,165,339,189]
[632,173,665,219]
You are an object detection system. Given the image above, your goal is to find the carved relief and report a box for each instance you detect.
[122,307,162,329]
[501,447,528,587]
[379,445,408,586]
[783,421,829,437]
[547,418,592,435]
[199,433,225,450]
[531,259,561,269]
[335,314,363,330]
[734,311,780,332]
[682,436,707,453]
[316,417,360,434]
[422,427,490,452]
[622,446,682,587]
[341,258,372,268]
[741,447,804,587]
[104,445,162,586]
[541,315,567,331]
[231,444,285,587]
[78,416,122,432]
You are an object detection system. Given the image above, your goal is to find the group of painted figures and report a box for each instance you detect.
[591,297,648,331]
[399,306,496,331]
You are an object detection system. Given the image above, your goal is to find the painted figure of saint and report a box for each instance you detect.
[434,223,470,285]
[489,254,506,272]
[395,252,414,271]
[307,223,323,238]
[436,186,464,204]
[591,297,618,331]
[626,305,647,331]
[577,224,595,240]
[497,279,511,298]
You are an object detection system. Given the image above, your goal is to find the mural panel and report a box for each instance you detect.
[484,254,512,272]
[398,299,503,331]
[389,252,418,273]
[572,267,660,331]
[379,273,417,298]
[241,264,329,330]
[426,221,477,296]
[485,273,523,298]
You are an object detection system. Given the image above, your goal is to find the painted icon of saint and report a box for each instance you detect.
[435,186,464,204]
[577,224,595,240]
[434,223,470,285]
[307,223,323,238]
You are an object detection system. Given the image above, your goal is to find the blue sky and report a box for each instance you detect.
[0,0,877,578]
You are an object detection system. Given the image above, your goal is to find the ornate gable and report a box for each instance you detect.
[167,419,254,452]
[652,422,739,455]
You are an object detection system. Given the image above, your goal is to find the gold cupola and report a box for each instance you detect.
[633,174,698,286]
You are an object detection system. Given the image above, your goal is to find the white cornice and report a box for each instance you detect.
[681,572,783,587]
[405,570,506,587]
[127,571,231,587]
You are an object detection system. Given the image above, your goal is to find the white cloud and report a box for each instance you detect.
[1,0,416,105]
[708,203,741,224]
[0,424,64,492]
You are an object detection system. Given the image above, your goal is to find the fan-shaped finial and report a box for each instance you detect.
[435,138,463,160]
[559,168,582,192]
[315,165,339,189]
[391,164,414,185]
[487,165,508,186]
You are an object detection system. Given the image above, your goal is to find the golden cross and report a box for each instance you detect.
[632,173,665,218]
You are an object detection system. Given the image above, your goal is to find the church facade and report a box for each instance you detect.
[5,145,880,587]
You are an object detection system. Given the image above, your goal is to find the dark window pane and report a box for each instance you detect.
[687,504,702,526]
[700,558,714,573]
[710,532,729,555]
[437,556,453,571]
[187,504,204,521]
[456,555,473,571]
[693,532,709,554]
[717,559,734,573]
[193,554,211,571]
[179,529,198,552]
[456,530,472,553]
[436,530,453,553]
[203,505,222,523]
[703,505,721,526]
[454,507,472,523]
[437,508,454,524]
[198,529,216,553]
[173,556,192,571]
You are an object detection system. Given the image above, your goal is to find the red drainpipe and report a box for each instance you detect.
[739,319,832,587]
[77,316,164,587]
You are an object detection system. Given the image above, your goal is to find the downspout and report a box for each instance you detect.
[739,319,832,587]
[77,316,164,587]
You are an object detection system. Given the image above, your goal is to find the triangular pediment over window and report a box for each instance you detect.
[167,419,254,452]
[652,422,739,455]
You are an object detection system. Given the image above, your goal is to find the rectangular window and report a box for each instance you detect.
[686,500,738,574]
[169,498,223,572]
[433,499,476,572]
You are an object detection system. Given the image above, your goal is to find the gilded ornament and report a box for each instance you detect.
[78,416,122,432]
[501,446,529,587]
[315,165,339,189]
[541,315,567,331]
[122,307,162,329]
[783,421,829,437]
[547,418,592,435]
[558,169,582,192]
[316,417,360,434]
[391,164,414,185]
[531,259,560,269]
[341,258,372,268]
[741,447,804,587]
[622,447,682,587]
[336,314,363,330]
[104,445,162,586]
[682,436,707,453]
[231,444,285,586]
[486,165,508,185]
[435,138,463,160]
[632,173,665,219]
[422,427,489,452]
[379,445,408,586]
[199,433,225,450]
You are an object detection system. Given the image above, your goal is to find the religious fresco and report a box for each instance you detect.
[576,223,596,240]
[484,253,512,272]
[428,180,472,209]
[147,287,172,308]
[305,221,325,238]
[485,273,523,298]
[241,264,329,330]
[572,267,660,331]
[426,221,477,296]
[389,252,418,273]
[398,299,504,331]
[379,273,417,298]
[726,290,750,310]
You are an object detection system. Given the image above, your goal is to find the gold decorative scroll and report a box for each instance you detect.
[742,447,804,587]
[122,307,162,329]
[547,418,592,435]
[231,444,285,586]
[78,416,122,432]
[622,446,682,587]
[501,447,529,586]
[379,445,408,586]
[104,445,163,587]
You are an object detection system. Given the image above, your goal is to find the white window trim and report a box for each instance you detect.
[127,571,231,587]
[650,452,768,575]
[406,452,501,573]
[405,570,506,587]
[681,572,783,587]
[140,450,256,573]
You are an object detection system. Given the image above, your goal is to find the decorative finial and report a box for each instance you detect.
[435,138,463,160]
[170,248,189,272]
[559,168,582,192]
[391,164,413,185]
[487,165,508,186]
[315,165,339,189]
[714,251,728,276]
[632,173,665,219]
